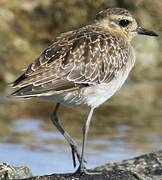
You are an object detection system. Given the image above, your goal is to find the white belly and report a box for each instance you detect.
[84,69,129,108]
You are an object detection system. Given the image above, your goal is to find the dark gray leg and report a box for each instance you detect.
[51,103,82,168]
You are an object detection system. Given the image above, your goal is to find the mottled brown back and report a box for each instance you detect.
[10,21,130,97]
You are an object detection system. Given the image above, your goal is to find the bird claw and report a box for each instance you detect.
[74,164,102,175]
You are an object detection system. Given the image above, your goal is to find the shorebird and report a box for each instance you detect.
[9,8,158,174]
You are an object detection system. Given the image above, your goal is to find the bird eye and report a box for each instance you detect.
[118,19,130,27]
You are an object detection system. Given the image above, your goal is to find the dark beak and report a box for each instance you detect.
[136,26,158,36]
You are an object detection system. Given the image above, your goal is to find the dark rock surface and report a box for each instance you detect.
[1,151,162,180]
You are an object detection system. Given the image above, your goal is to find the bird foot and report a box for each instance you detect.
[74,165,102,175]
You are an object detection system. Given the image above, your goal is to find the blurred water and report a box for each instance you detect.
[0,117,160,175]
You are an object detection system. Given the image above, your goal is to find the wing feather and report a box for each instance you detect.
[10,26,129,97]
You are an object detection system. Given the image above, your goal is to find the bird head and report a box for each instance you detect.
[93,8,158,40]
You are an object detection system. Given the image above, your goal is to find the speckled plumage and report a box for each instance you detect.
[10,8,158,173]
[10,9,135,108]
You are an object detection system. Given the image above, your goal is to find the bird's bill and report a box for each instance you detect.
[136,26,158,36]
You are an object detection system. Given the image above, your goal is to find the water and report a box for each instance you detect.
[0,117,161,175]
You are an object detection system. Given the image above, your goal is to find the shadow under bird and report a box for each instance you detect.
[9,8,158,174]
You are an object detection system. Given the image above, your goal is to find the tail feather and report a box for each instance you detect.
[9,84,80,98]
[9,85,33,98]
[9,74,26,87]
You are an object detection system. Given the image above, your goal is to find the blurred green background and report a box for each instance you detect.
[0,0,161,175]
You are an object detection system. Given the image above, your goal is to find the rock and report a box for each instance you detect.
[0,163,32,180]
[1,151,162,180]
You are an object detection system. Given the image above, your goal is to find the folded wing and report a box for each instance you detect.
[10,26,128,97]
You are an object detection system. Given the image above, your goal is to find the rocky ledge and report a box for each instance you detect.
[1,151,162,180]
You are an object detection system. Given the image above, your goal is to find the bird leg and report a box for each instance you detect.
[50,103,83,168]
[74,107,101,174]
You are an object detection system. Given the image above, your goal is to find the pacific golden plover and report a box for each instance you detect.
[10,8,158,174]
